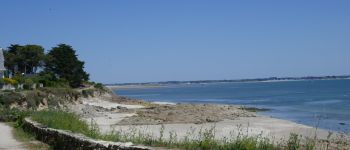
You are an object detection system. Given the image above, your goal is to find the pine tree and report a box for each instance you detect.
[45,44,89,88]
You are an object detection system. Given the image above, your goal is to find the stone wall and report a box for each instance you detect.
[22,118,154,150]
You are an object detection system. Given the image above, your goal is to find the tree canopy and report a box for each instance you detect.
[45,44,89,88]
[3,43,89,88]
[4,44,45,75]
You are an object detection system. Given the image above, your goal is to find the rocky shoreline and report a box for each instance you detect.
[116,104,255,125]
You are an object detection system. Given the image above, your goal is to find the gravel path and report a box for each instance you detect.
[0,123,26,150]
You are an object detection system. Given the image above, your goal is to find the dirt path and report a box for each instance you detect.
[0,123,26,150]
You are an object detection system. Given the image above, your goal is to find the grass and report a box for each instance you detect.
[29,110,338,150]
[30,110,100,139]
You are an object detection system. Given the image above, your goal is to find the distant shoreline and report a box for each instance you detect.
[106,75,350,87]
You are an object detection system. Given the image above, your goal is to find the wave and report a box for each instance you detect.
[304,99,343,105]
[152,101,176,105]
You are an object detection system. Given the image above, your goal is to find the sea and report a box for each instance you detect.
[113,79,350,132]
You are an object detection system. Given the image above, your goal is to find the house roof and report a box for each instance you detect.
[0,48,6,71]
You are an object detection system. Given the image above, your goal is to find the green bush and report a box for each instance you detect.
[287,133,301,150]
[13,74,25,84]
[32,72,70,88]
[24,78,34,90]
[3,77,18,85]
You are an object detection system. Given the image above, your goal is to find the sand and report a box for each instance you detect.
[82,96,145,109]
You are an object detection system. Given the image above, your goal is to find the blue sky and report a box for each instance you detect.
[1,1,350,83]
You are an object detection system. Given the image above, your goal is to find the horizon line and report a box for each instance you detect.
[106,74,350,85]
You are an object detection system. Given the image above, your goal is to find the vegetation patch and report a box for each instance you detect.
[82,89,95,97]
[31,110,100,139]
[0,91,24,107]
[0,106,30,122]
[0,86,86,110]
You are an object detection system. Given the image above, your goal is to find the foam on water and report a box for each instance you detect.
[304,99,343,105]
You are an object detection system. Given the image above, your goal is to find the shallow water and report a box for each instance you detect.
[114,79,350,132]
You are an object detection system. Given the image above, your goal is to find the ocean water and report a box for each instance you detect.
[114,79,350,132]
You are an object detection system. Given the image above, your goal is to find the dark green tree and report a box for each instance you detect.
[18,45,45,74]
[4,44,45,75]
[45,44,89,88]
[4,44,22,75]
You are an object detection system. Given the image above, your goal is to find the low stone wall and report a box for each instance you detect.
[22,118,154,150]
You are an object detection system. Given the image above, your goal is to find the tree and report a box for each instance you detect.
[4,44,22,75]
[4,44,45,75]
[17,45,45,74]
[45,44,89,88]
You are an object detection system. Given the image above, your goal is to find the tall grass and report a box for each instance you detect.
[31,110,101,139]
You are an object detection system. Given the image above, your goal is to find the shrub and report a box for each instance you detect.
[34,72,70,88]
[13,74,25,84]
[287,133,301,150]
[3,77,18,85]
[24,79,34,90]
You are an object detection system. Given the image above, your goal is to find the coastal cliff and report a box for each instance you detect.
[0,86,109,111]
